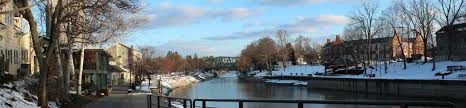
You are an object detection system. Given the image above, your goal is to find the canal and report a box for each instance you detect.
[170,72,462,108]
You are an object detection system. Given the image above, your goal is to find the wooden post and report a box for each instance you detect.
[202,101,206,108]
[183,99,187,108]
[157,96,161,108]
[239,101,243,108]
[168,98,171,108]
[298,102,303,108]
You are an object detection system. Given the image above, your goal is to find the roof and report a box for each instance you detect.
[108,65,126,72]
[75,49,113,57]
[436,23,466,34]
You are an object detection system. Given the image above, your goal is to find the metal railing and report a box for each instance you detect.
[147,95,192,108]
[192,99,457,108]
[148,95,457,108]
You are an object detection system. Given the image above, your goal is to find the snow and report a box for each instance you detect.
[136,72,217,95]
[1,81,58,108]
[265,80,308,86]
[253,61,466,80]
[316,61,466,80]
[253,65,324,77]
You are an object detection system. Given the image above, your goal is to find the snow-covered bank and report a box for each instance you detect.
[253,65,324,78]
[324,61,466,80]
[249,65,323,86]
[1,81,58,108]
[251,61,466,86]
[265,80,307,86]
[252,61,466,80]
[137,72,217,95]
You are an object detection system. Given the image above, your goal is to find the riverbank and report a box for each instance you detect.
[250,61,466,86]
[136,71,218,95]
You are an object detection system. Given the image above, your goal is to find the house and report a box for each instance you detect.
[436,23,466,61]
[73,49,112,90]
[105,43,142,85]
[0,1,30,77]
[322,33,424,64]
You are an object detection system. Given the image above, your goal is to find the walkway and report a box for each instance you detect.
[83,86,148,108]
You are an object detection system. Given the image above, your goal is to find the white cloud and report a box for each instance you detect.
[141,3,262,28]
[211,8,263,22]
[204,14,349,40]
[141,3,207,28]
[157,40,238,56]
[202,29,273,40]
[279,14,350,33]
[253,0,365,6]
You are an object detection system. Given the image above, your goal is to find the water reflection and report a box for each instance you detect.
[170,73,461,108]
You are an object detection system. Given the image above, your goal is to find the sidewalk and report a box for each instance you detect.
[83,86,148,108]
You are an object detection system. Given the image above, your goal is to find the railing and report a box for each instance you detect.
[148,95,457,108]
[147,95,192,108]
[193,99,457,108]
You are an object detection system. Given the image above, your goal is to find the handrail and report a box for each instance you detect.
[147,95,192,108]
[147,95,457,108]
[192,99,457,108]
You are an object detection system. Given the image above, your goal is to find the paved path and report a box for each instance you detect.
[83,86,148,108]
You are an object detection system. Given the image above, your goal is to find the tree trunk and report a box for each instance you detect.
[396,31,407,69]
[17,0,49,107]
[65,45,74,92]
[56,44,64,90]
[78,48,85,95]
[423,38,428,63]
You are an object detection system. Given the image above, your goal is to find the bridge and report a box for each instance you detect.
[146,95,457,108]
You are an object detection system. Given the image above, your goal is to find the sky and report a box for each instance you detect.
[123,0,391,57]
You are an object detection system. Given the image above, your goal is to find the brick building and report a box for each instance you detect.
[322,32,424,64]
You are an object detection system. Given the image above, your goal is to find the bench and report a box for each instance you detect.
[435,72,452,79]
[447,65,465,72]
[458,74,466,79]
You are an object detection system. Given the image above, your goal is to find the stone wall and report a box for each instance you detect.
[308,77,466,100]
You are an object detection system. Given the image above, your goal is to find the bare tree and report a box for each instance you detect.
[257,37,278,73]
[381,2,407,69]
[350,1,381,73]
[15,0,140,107]
[275,29,290,70]
[293,35,310,64]
[400,0,436,70]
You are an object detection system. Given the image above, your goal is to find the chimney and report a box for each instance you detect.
[335,35,342,44]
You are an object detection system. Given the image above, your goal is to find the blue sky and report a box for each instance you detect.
[123,0,390,57]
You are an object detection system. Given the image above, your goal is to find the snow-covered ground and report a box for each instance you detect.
[253,65,324,77]
[327,61,466,80]
[253,61,466,85]
[136,72,216,95]
[1,81,58,108]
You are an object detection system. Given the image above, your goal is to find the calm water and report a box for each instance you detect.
[170,72,462,108]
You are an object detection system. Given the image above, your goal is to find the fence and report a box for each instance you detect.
[147,95,457,108]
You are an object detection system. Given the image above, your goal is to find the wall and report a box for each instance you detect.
[308,77,466,100]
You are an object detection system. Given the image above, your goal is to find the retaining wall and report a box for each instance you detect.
[307,77,466,100]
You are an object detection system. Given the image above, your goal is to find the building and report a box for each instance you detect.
[0,1,30,77]
[322,33,424,64]
[105,43,142,85]
[436,23,466,61]
[73,49,112,90]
